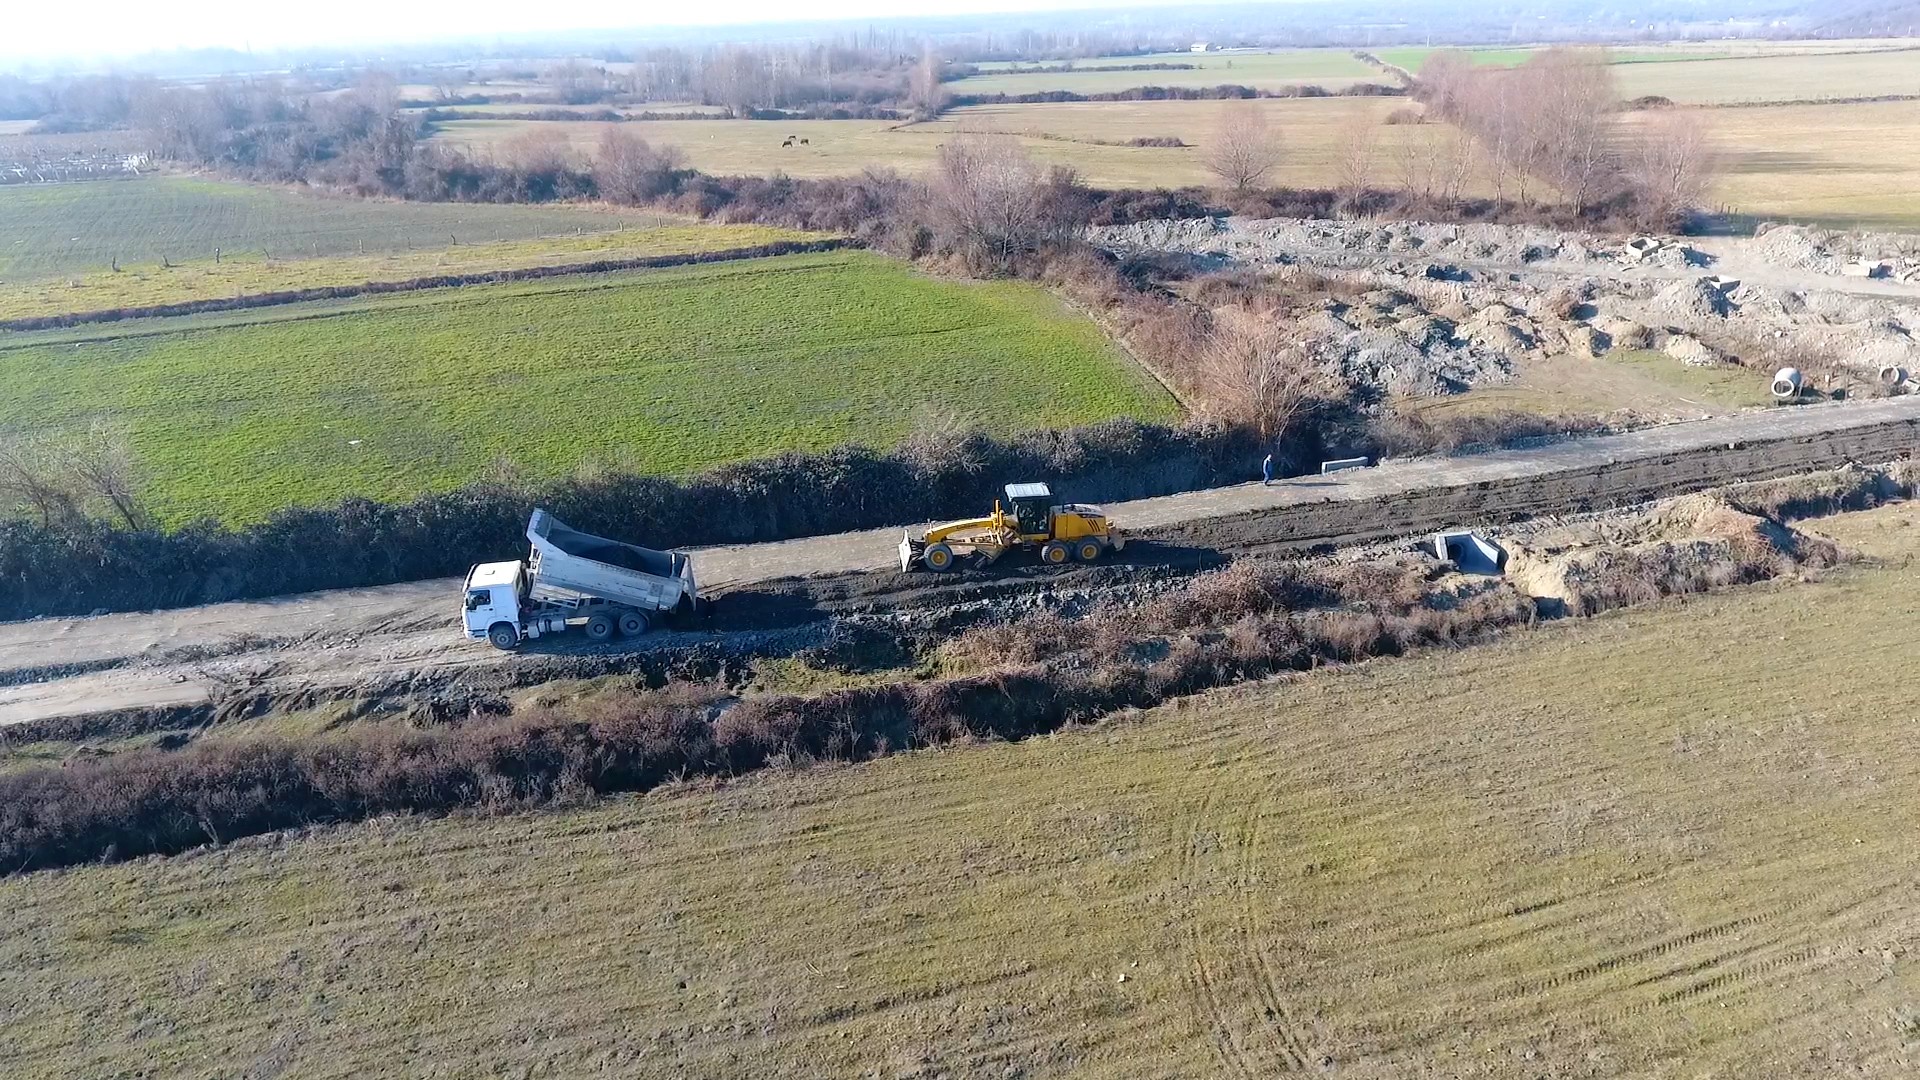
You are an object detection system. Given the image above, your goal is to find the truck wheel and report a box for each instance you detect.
[584,612,615,642]
[1075,538,1104,562]
[487,623,521,651]
[618,610,650,636]
[1041,541,1071,565]
[922,542,957,572]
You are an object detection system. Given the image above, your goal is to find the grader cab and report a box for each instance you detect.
[899,482,1125,572]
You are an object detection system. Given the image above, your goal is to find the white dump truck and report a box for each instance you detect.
[462,509,699,650]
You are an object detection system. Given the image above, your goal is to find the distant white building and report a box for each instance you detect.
[1190,42,1210,53]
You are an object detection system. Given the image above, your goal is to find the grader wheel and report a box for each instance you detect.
[1041,541,1071,565]
[923,542,958,572]
[1075,538,1104,562]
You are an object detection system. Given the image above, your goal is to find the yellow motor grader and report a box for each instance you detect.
[899,482,1125,572]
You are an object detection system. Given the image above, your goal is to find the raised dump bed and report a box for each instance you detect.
[463,510,699,650]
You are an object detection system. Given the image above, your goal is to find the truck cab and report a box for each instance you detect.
[463,561,527,649]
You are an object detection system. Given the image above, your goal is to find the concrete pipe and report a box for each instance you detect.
[1771,367,1804,399]
[1879,365,1910,389]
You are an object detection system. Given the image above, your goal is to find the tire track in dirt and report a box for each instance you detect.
[1233,796,1315,1070]
[1176,781,1265,1077]
[1175,767,1318,1075]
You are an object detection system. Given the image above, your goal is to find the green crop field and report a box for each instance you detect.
[1375,45,1722,70]
[0,222,821,322]
[947,48,1382,95]
[0,176,645,282]
[4,503,1915,1076]
[0,251,1173,524]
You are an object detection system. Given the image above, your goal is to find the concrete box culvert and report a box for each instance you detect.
[1431,531,1508,575]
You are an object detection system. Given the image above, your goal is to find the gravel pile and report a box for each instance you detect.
[1753,223,1920,280]
[1751,224,1838,273]
[1649,277,1731,321]
[1088,216,1699,273]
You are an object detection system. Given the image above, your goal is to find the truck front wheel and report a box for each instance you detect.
[488,623,521,651]
[584,613,616,642]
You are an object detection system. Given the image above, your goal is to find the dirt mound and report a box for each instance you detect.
[1323,325,1514,396]
[1752,224,1839,274]
[1650,277,1731,321]
[1662,333,1724,367]
[1502,492,1838,616]
[1751,223,1920,281]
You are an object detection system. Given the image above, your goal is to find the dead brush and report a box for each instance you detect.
[1139,559,1326,631]
[936,611,1077,673]
[1321,558,1431,611]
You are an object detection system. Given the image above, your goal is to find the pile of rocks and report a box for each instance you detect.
[1088,216,1702,274]
[1752,223,1920,282]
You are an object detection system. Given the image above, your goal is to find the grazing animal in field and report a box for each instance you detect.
[800,138,810,145]
[782,137,794,148]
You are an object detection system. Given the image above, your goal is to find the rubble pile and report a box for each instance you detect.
[1090,214,1920,399]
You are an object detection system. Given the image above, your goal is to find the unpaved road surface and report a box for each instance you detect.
[5,397,1918,730]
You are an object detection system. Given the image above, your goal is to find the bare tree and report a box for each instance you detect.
[0,436,78,529]
[1423,47,1622,211]
[353,70,402,117]
[1202,101,1283,192]
[593,129,684,205]
[499,126,578,173]
[430,68,467,103]
[1531,48,1620,210]
[1414,49,1475,120]
[1626,109,1718,228]
[923,135,1080,273]
[549,61,611,105]
[62,421,145,530]
[1332,122,1378,208]
[908,45,949,120]
[701,47,769,118]
[1436,126,1479,209]
[1196,309,1341,445]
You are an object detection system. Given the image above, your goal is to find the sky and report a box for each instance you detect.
[4,0,1198,62]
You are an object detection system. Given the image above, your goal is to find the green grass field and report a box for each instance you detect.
[0,251,1173,524]
[0,222,820,321]
[4,503,1914,1076]
[0,176,645,282]
[943,41,1920,102]
[949,48,1382,95]
[1376,45,1727,70]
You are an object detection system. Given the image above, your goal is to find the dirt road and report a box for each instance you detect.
[5,397,1918,730]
